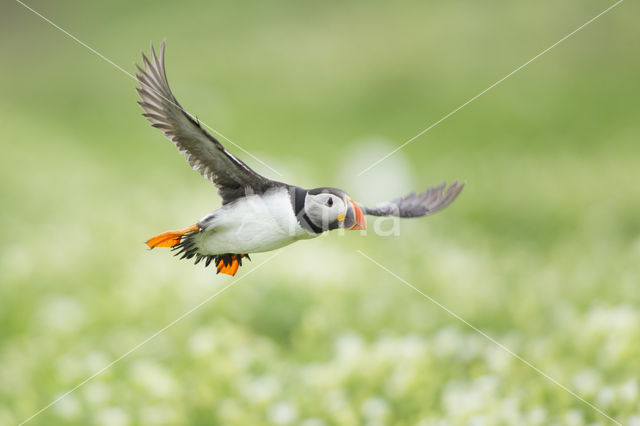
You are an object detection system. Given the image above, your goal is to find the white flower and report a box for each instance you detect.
[572,369,601,396]
[563,409,584,426]
[361,397,390,422]
[596,386,616,408]
[188,327,217,357]
[431,327,463,359]
[334,332,365,364]
[628,414,640,426]
[85,351,110,373]
[585,305,638,336]
[526,407,547,425]
[498,396,521,424]
[95,407,130,426]
[53,394,81,420]
[83,382,111,406]
[468,414,489,426]
[442,376,499,419]
[55,355,84,383]
[268,401,298,425]
[130,360,176,398]
[231,347,254,370]
[484,344,512,373]
[373,334,426,364]
[300,418,327,426]
[239,374,281,404]
[619,379,638,403]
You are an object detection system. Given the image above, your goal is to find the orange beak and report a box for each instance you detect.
[346,199,366,230]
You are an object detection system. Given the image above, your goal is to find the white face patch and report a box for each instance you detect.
[304,193,347,230]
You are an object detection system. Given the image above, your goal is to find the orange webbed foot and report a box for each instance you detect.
[216,254,248,276]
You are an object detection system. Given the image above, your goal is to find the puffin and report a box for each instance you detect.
[137,42,464,276]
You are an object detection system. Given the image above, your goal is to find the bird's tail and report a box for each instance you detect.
[145,224,199,249]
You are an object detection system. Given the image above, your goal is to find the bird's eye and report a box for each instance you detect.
[326,197,333,207]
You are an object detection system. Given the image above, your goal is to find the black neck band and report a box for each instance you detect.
[291,186,323,234]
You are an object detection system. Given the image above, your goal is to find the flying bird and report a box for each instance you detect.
[137,42,464,276]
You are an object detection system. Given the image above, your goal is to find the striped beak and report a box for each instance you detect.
[344,198,366,230]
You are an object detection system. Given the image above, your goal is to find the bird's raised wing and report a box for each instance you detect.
[362,181,464,217]
[136,42,283,204]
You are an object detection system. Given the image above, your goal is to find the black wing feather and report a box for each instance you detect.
[136,42,284,204]
[362,181,464,217]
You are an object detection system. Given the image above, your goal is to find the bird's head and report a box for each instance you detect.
[304,187,366,232]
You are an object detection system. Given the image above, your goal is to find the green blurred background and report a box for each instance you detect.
[1,0,639,424]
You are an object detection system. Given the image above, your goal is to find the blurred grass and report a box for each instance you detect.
[1,0,640,424]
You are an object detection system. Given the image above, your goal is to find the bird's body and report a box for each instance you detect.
[193,187,315,255]
[136,42,464,276]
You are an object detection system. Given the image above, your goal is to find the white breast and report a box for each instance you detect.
[195,187,317,255]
